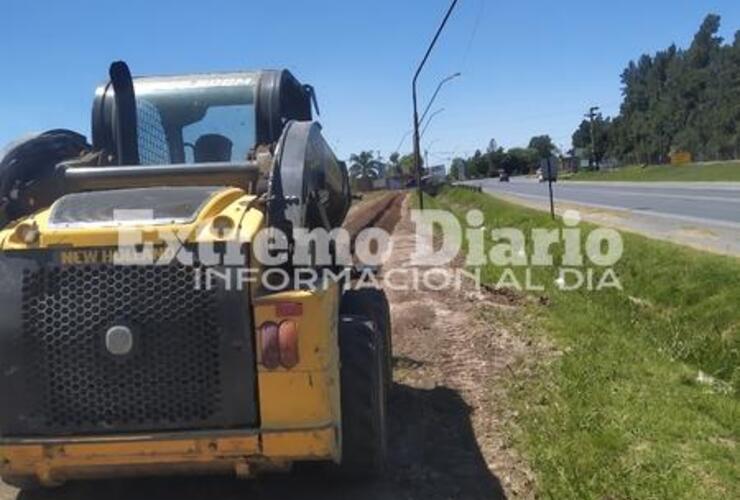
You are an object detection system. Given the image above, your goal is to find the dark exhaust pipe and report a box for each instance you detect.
[109,61,140,166]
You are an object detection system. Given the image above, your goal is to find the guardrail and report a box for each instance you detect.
[454,184,483,193]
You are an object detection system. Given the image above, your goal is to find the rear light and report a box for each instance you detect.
[259,322,280,369]
[278,320,299,368]
[258,320,300,369]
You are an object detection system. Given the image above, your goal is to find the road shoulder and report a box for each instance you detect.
[481,190,740,257]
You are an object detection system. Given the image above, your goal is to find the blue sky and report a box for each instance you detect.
[1,0,738,165]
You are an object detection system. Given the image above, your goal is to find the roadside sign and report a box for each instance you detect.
[671,151,692,165]
[540,157,558,219]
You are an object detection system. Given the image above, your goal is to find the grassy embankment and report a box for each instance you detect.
[424,187,739,499]
[567,161,740,182]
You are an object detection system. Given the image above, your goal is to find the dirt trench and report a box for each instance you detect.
[3,193,543,500]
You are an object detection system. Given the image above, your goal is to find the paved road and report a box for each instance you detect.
[467,178,740,227]
[461,178,740,255]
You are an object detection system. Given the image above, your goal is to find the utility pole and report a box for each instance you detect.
[546,158,555,220]
[413,0,460,210]
[586,106,600,170]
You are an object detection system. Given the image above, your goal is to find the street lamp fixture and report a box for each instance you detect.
[396,73,460,155]
[412,0,460,210]
[420,72,461,124]
[421,108,445,139]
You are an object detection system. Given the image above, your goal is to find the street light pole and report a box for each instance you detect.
[586,106,600,170]
[420,72,461,125]
[421,108,445,139]
[413,0,460,210]
[424,139,442,169]
[396,72,459,155]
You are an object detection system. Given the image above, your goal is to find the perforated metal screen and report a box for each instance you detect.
[21,264,224,433]
[136,99,171,165]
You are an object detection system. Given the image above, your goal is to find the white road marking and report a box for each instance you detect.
[480,189,740,231]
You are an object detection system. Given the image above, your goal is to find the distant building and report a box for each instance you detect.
[428,165,446,179]
[600,158,619,170]
[561,155,579,173]
[372,178,387,190]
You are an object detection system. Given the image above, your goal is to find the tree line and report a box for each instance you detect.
[449,136,557,180]
[346,135,560,181]
[450,13,738,179]
[576,14,739,165]
[347,151,419,179]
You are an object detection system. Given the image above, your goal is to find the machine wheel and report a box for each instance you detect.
[340,288,393,392]
[0,129,89,224]
[337,316,387,478]
[1,475,46,491]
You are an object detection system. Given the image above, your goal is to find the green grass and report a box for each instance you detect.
[426,188,740,499]
[568,161,740,182]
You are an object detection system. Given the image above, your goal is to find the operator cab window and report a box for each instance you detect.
[181,105,253,163]
[132,73,258,165]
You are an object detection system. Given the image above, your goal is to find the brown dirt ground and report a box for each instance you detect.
[377,195,545,499]
[1,193,547,500]
[343,191,405,238]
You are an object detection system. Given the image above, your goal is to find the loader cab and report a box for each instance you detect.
[92,70,313,166]
[65,63,349,233]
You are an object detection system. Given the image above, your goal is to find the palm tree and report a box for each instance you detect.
[349,151,382,179]
[388,152,403,177]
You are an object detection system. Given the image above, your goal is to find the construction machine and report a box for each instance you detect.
[0,62,391,488]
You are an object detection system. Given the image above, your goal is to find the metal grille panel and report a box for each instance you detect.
[20,264,226,434]
[136,98,171,165]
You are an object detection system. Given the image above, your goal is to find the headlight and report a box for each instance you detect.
[15,222,40,244]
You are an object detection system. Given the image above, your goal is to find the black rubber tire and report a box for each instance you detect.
[1,475,46,490]
[337,315,387,478]
[0,129,89,223]
[340,288,393,392]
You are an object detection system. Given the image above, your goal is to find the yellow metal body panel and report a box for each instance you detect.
[253,285,343,456]
[0,428,336,483]
[0,187,344,483]
[0,188,260,250]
